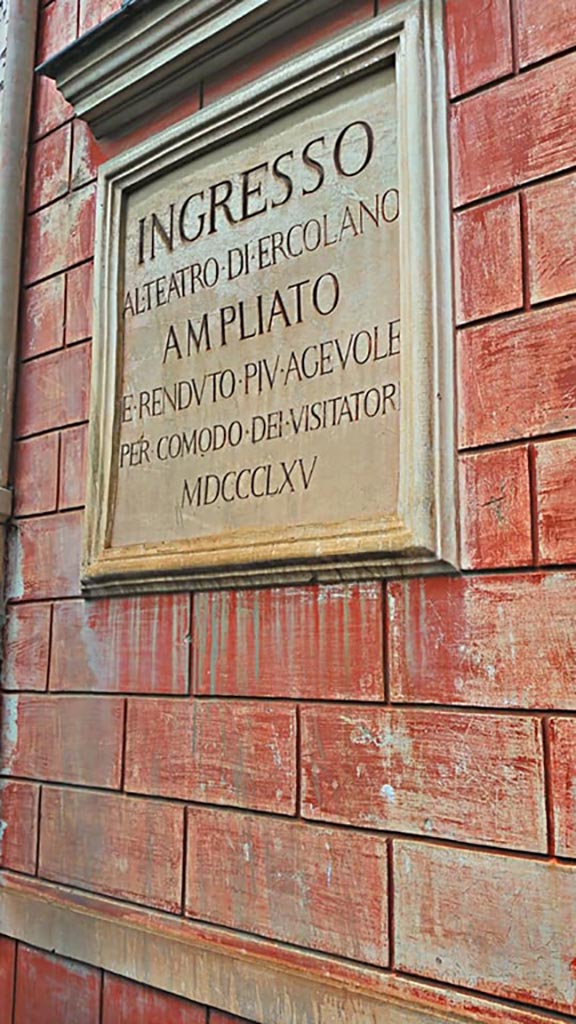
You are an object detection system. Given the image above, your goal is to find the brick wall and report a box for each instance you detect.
[1,0,576,1020]
[1,938,254,1024]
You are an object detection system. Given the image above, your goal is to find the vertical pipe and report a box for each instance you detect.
[0,0,39,593]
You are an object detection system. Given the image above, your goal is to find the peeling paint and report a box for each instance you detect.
[6,528,24,601]
[209,595,220,696]
[1,695,18,772]
[252,596,261,682]
[343,716,412,758]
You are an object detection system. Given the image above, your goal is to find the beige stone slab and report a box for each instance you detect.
[115,72,400,547]
[0,872,566,1024]
[83,3,456,592]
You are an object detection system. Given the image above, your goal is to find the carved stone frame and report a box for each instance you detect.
[83,0,456,595]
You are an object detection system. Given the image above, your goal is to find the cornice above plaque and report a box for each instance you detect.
[37,0,344,138]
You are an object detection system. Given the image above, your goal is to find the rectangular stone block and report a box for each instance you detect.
[14,343,90,437]
[37,0,78,63]
[445,0,513,96]
[102,974,207,1024]
[549,717,576,857]
[32,74,74,140]
[0,780,39,874]
[28,124,71,211]
[535,437,576,564]
[0,937,15,1023]
[517,0,576,66]
[80,0,123,34]
[25,186,95,284]
[12,434,59,517]
[1,695,124,788]
[526,174,576,303]
[301,706,546,851]
[186,808,388,965]
[193,583,384,699]
[125,699,296,813]
[458,303,576,448]
[6,512,82,601]
[71,120,101,190]
[59,424,88,508]
[388,574,576,708]
[66,261,94,343]
[50,595,190,693]
[454,194,523,323]
[452,55,576,205]
[14,945,100,1024]
[21,275,65,359]
[459,446,532,569]
[40,788,184,912]
[2,603,51,690]
[395,840,576,1014]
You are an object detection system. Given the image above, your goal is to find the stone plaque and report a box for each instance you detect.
[84,6,456,591]
[118,75,399,545]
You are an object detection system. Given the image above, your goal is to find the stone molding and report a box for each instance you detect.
[37,0,343,138]
[0,871,563,1024]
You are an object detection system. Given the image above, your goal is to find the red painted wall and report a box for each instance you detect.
[1,938,251,1024]
[2,0,576,1019]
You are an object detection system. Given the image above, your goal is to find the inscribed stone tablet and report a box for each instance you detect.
[115,73,399,546]
[84,10,456,591]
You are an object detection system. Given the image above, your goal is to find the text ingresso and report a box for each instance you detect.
[135,118,384,267]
